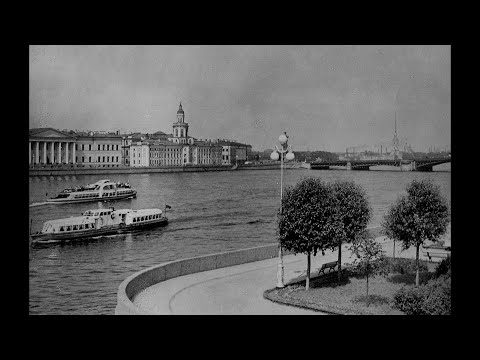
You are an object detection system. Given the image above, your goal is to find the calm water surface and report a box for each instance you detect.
[29,169,451,315]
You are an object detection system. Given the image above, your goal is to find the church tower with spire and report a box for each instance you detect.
[172,102,189,144]
[392,111,400,161]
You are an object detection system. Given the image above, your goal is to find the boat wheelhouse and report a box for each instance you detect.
[47,179,137,203]
[31,207,168,243]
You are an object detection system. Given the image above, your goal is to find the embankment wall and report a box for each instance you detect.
[115,243,293,315]
[29,163,300,177]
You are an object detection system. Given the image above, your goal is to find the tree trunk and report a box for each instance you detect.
[306,251,311,290]
[366,272,369,306]
[393,239,396,259]
[337,242,342,282]
[415,244,420,287]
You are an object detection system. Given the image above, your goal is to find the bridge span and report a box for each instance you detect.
[310,158,451,172]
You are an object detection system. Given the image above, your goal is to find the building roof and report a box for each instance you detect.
[29,128,77,139]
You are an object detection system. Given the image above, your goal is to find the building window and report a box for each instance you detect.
[103,145,105,150]
[98,144,100,150]
[107,145,109,151]
[103,156,105,162]
[89,145,91,151]
[82,156,84,162]
[89,157,91,162]
[98,156,100,162]
[81,144,84,150]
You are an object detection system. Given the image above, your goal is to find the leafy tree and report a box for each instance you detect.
[382,179,450,287]
[348,232,388,304]
[278,177,333,290]
[328,181,372,281]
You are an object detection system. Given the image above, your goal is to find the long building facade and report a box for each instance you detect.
[29,102,251,168]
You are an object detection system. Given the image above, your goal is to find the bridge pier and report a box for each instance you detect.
[416,166,433,172]
[400,162,415,171]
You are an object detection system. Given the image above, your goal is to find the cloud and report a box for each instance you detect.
[29,45,450,152]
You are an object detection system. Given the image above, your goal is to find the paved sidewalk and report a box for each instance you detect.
[133,236,435,315]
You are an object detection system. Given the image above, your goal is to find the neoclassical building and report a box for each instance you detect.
[29,103,251,168]
[75,131,123,167]
[29,128,77,166]
[29,128,123,167]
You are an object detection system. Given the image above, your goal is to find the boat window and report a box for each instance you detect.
[60,226,64,231]
[67,226,71,231]
[79,225,83,230]
[73,225,78,230]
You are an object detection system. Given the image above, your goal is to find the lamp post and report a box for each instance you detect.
[271,132,295,288]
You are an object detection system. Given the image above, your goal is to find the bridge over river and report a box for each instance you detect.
[310,158,451,172]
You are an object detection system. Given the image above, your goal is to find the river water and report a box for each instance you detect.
[28,168,451,315]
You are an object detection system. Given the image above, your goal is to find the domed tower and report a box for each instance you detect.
[173,102,189,144]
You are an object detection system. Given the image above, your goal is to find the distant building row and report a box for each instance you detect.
[29,103,252,168]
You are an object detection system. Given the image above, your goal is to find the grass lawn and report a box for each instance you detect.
[266,260,438,315]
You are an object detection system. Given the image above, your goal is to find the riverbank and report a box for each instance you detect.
[118,224,450,315]
[28,163,305,177]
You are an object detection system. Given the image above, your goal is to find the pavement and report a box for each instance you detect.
[132,235,447,315]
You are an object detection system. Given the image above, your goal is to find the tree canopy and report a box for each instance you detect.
[278,177,333,257]
[383,179,450,250]
[278,177,371,286]
[382,179,450,286]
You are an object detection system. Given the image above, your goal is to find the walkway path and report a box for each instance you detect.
[132,235,439,315]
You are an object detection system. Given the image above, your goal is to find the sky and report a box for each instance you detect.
[29,45,450,152]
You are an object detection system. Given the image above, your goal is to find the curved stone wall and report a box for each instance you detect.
[116,243,288,315]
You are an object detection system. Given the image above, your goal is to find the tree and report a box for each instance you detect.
[328,180,372,281]
[382,179,450,287]
[278,177,333,290]
[348,232,388,305]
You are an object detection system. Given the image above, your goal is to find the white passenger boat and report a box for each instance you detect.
[30,207,168,244]
[47,179,137,203]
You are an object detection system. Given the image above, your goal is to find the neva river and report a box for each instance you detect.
[29,168,451,315]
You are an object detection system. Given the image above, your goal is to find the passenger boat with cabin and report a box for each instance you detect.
[30,206,168,244]
[47,179,136,203]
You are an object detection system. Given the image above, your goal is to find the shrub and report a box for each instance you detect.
[385,257,428,275]
[393,275,451,315]
[420,276,451,315]
[392,286,425,315]
[435,255,451,278]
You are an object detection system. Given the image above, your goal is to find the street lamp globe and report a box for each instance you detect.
[270,151,279,161]
[285,151,295,161]
[279,134,287,144]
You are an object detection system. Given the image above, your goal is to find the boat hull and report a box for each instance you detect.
[31,217,168,244]
[47,191,137,204]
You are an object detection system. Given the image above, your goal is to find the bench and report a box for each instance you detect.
[422,247,450,262]
[318,261,338,275]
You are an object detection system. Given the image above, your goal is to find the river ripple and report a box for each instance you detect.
[29,168,451,315]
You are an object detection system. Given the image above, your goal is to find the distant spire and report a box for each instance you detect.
[394,111,397,137]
